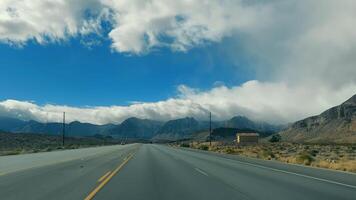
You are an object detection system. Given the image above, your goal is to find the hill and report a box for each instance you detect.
[109,117,162,139]
[153,116,282,142]
[152,117,203,141]
[0,117,114,137]
[279,94,356,143]
[0,115,282,142]
[0,116,27,131]
[224,116,283,134]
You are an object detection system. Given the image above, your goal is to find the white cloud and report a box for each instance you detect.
[1,81,355,125]
[0,0,106,45]
[101,0,265,54]
[226,0,356,89]
[0,98,208,125]
[178,81,356,124]
[0,0,356,124]
[0,0,268,52]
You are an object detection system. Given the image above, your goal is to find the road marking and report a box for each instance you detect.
[195,168,208,176]
[84,153,135,200]
[229,158,356,190]
[175,147,356,190]
[97,171,111,183]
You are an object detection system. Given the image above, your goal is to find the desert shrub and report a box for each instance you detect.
[269,134,281,143]
[32,149,40,153]
[180,143,190,148]
[3,150,22,156]
[45,147,54,152]
[258,150,275,160]
[224,147,235,154]
[66,144,79,149]
[309,149,319,156]
[296,152,314,165]
[199,145,209,151]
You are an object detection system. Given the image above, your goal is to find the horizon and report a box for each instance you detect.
[1,1,356,125]
[1,2,356,199]
[1,114,287,126]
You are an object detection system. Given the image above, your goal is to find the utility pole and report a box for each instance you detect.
[209,111,212,146]
[62,112,65,147]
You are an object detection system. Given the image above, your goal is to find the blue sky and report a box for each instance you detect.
[0,38,252,106]
[0,0,355,124]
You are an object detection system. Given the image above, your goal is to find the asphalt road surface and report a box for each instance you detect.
[1,144,355,200]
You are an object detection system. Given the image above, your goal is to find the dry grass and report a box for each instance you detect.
[178,142,356,173]
[0,132,121,156]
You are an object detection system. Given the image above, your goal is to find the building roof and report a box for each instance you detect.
[236,133,259,137]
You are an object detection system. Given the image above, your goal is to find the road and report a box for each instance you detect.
[0,144,355,200]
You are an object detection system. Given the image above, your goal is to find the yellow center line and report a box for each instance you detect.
[84,153,135,200]
[97,171,112,183]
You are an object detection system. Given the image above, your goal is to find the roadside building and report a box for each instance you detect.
[236,133,259,144]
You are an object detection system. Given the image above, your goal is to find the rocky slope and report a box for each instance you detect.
[279,94,356,143]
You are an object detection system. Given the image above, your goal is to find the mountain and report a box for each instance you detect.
[66,121,115,136]
[152,116,282,141]
[0,117,114,136]
[16,120,62,135]
[225,116,256,129]
[194,116,284,142]
[0,116,28,132]
[279,94,356,143]
[109,117,162,139]
[157,117,200,135]
[0,115,282,141]
[152,117,202,141]
[224,116,283,134]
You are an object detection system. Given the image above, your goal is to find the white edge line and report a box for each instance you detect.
[175,147,356,190]
[231,158,356,190]
[195,168,209,176]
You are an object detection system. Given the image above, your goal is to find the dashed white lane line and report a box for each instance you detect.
[195,168,209,176]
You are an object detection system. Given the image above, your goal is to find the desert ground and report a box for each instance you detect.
[179,142,356,173]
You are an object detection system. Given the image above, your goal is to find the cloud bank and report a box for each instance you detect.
[1,81,355,125]
[1,0,356,124]
[0,0,264,53]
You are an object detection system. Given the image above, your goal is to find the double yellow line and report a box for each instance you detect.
[84,153,135,200]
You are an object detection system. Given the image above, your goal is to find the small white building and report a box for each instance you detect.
[236,133,259,144]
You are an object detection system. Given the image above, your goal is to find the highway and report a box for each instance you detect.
[0,144,355,200]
